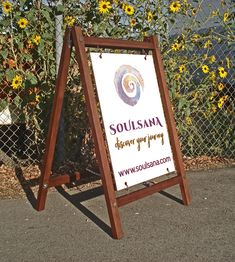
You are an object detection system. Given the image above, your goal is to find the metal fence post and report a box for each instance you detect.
[54,0,65,168]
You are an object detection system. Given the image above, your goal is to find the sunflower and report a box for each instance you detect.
[223,12,229,22]
[211,10,218,17]
[64,16,75,26]
[209,71,216,82]
[18,18,28,29]
[171,42,180,51]
[11,75,22,90]
[121,3,126,10]
[179,64,186,73]
[192,91,199,99]
[130,18,137,27]
[202,65,209,74]
[226,57,230,69]
[98,1,111,14]
[209,55,216,64]
[218,96,228,109]
[125,4,134,15]
[169,1,181,13]
[35,95,40,102]
[218,67,227,78]
[191,8,197,16]
[210,104,217,113]
[32,35,41,45]
[174,74,181,81]
[217,83,224,91]
[142,31,148,37]
[147,11,153,22]
[2,1,12,14]
[209,91,216,101]
[192,34,200,42]
[185,117,192,126]
[204,39,212,49]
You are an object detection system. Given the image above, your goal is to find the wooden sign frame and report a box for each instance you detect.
[36,26,191,239]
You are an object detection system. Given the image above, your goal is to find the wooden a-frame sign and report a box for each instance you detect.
[36,26,191,239]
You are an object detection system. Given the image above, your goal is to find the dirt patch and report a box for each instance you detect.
[183,155,235,170]
[0,156,234,200]
[0,165,40,200]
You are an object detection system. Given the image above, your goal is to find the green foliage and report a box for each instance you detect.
[0,0,234,163]
[0,0,57,159]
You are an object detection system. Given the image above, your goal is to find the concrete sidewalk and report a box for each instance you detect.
[0,168,234,262]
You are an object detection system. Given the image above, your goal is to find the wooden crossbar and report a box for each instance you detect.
[117,176,181,207]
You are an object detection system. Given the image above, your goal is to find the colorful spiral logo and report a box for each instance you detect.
[114,65,144,106]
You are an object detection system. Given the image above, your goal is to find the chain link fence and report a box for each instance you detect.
[164,0,235,162]
[0,1,234,175]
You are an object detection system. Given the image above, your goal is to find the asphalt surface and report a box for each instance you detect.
[0,167,234,262]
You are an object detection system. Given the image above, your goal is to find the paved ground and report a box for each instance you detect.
[0,167,234,262]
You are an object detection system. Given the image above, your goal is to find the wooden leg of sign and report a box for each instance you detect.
[179,173,191,205]
[36,28,72,211]
[72,26,123,239]
[149,35,191,206]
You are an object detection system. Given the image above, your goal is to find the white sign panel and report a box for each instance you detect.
[90,53,175,191]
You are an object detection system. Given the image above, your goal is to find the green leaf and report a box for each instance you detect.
[0,100,8,112]
[50,66,56,75]
[26,73,38,85]
[5,69,15,81]
[42,32,52,40]
[19,0,27,5]
[13,95,22,108]
[18,41,24,50]
[178,97,187,110]
[41,9,53,24]
[0,19,10,28]
[37,41,45,55]
[1,50,8,59]
[56,4,64,14]
[22,53,32,63]
[0,73,3,82]
[185,106,191,117]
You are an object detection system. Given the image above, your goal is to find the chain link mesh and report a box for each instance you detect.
[0,0,234,173]
[167,0,235,159]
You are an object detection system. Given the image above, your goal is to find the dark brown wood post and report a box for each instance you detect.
[149,35,191,205]
[71,26,123,239]
[36,28,72,211]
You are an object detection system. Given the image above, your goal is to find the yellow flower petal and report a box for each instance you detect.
[18,18,28,29]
